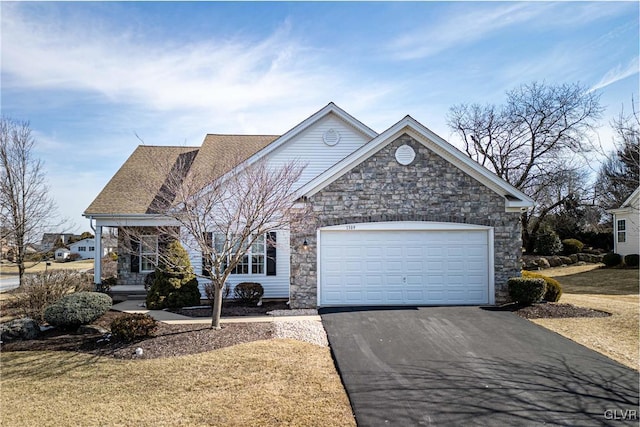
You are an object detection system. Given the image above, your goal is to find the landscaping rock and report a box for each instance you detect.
[537,258,551,269]
[577,253,603,263]
[558,256,573,265]
[569,254,579,264]
[0,318,40,342]
[78,324,110,335]
[545,256,562,267]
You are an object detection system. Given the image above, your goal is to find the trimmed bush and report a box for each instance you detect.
[602,253,622,268]
[508,277,546,305]
[146,241,201,310]
[522,270,563,302]
[624,254,639,268]
[534,230,563,255]
[98,276,117,294]
[234,282,264,305]
[44,292,112,328]
[561,238,584,255]
[16,270,93,323]
[110,313,157,342]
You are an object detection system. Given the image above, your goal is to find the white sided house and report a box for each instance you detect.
[84,103,533,308]
[608,187,640,257]
[68,237,116,260]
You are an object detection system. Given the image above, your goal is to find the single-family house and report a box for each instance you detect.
[68,237,117,260]
[54,247,71,262]
[607,187,639,257]
[84,103,534,308]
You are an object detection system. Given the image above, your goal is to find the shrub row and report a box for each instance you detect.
[521,271,563,302]
[110,313,157,342]
[602,253,639,268]
[508,278,546,305]
[44,292,112,328]
[16,270,93,323]
[234,282,264,304]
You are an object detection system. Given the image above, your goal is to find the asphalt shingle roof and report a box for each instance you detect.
[84,134,279,216]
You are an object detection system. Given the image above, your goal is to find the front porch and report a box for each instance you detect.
[109,285,147,302]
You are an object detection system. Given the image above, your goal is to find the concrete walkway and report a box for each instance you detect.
[111,300,321,325]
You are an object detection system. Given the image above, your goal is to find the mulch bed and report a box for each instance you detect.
[1,302,610,360]
[1,310,274,360]
[499,302,611,319]
[175,301,289,317]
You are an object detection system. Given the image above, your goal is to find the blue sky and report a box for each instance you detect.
[1,1,638,232]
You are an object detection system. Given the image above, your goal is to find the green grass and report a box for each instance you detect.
[548,268,639,295]
[1,340,356,427]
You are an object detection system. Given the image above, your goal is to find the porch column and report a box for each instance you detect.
[94,225,102,288]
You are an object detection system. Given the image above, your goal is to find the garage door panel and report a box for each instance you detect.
[320,228,490,306]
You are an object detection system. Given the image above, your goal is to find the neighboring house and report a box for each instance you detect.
[607,187,640,257]
[40,233,77,252]
[84,103,534,308]
[68,237,117,260]
[54,247,71,262]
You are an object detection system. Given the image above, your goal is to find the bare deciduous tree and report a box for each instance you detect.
[0,117,64,285]
[122,149,305,329]
[595,100,640,210]
[447,82,603,252]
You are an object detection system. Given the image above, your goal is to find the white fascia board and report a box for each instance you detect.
[242,102,378,167]
[84,214,180,227]
[607,207,633,215]
[621,187,640,208]
[298,115,535,209]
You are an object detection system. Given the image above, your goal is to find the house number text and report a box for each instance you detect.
[345,225,356,230]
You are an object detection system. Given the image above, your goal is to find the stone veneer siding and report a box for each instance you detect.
[116,227,157,286]
[289,133,523,308]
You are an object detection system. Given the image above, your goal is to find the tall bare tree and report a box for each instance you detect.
[595,101,640,209]
[0,117,63,285]
[123,150,305,329]
[447,81,603,252]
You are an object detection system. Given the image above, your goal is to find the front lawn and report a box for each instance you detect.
[0,259,94,277]
[531,267,639,370]
[1,340,356,427]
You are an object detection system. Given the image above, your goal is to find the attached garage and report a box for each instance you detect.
[318,222,494,307]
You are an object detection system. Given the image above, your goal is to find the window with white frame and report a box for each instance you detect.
[89,246,95,252]
[140,235,158,272]
[78,246,87,252]
[204,233,273,276]
[617,219,626,243]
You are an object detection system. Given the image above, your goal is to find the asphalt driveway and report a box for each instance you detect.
[320,306,639,426]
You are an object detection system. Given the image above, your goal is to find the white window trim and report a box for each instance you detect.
[140,235,158,273]
[617,219,626,243]
[213,233,267,276]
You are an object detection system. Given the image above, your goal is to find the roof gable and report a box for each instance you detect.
[622,187,640,208]
[240,102,378,167]
[297,115,534,211]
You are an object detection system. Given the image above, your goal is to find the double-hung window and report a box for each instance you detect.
[203,233,275,276]
[617,220,626,243]
[140,235,158,272]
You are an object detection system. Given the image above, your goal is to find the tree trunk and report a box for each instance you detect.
[211,283,224,330]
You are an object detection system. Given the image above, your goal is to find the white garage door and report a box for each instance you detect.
[319,227,490,306]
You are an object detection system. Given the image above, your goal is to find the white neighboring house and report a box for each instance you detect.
[608,187,640,257]
[54,247,71,262]
[68,237,116,260]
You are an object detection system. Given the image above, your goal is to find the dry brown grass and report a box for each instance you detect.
[0,339,356,427]
[531,267,639,370]
[0,259,94,277]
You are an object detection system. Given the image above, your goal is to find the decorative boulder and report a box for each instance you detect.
[0,318,40,342]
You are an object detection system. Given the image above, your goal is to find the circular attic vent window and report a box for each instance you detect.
[395,144,416,165]
[323,128,341,146]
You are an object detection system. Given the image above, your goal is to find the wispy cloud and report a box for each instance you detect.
[589,57,640,92]
[385,3,547,61]
[2,7,315,112]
